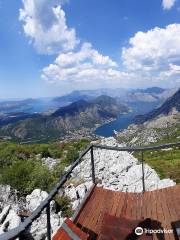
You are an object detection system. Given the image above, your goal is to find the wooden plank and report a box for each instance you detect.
[141,192,148,219]
[53,218,89,240]
[75,187,98,226]
[72,184,96,222]
[125,192,134,218]
[131,192,138,219]
[74,186,179,240]
[115,191,126,217]
[165,187,179,221]
[161,188,175,240]
[110,191,122,216]
[118,191,128,218]
[98,213,153,240]
[136,192,143,219]
[155,188,168,240]
[159,189,170,240]
[108,190,120,216]
[151,189,159,240]
[145,191,152,219]
[165,186,180,240]
[171,186,180,218]
[88,188,108,235]
[94,188,117,235]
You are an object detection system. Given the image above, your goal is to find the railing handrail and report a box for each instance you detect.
[0,141,179,240]
[0,144,93,240]
[93,141,180,151]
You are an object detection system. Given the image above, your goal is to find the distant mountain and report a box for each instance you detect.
[52,87,176,113]
[0,87,176,116]
[53,87,166,103]
[135,88,180,124]
[0,98,61,114]
[52,99,92,117]
[53,91,92,105]
[0,95,128,141]
[133,87,165,94]
[0,112,40,127]
[0,99,39,112]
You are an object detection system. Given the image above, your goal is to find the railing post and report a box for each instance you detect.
[90,146,96,184]
[46,202,51,240]
[141,151,145,192]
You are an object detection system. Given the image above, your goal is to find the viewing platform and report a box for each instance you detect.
[53,185,180,240]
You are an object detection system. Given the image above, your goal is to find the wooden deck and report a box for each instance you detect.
[74,185,180,240]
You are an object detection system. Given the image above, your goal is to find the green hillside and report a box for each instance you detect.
[132,124,180,183]
[0,139,90,195]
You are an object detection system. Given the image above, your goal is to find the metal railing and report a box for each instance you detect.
[0,141,179,240]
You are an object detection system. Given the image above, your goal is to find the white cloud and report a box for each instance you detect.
[19,1,180,89]
[19,0,78,54]
[122,24,180,75]
[55,42,117,67]
[42,24,180,88]
[162,0,176,10]
[160,64,180,79]
[121,24,180,87]
[42,42,131,86]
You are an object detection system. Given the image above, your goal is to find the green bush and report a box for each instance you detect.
[0,159,55,195]
[0,160,34,194]
[54,195,73,217]
[0,139,90,195]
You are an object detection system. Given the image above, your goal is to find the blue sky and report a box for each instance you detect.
[0,0,180,98]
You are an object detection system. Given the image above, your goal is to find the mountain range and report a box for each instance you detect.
[0,95,128,141]
[135,88,180,124]
[0,87,176,115]
[117,88,180,146]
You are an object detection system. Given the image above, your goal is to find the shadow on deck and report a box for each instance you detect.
[54,185,180,240]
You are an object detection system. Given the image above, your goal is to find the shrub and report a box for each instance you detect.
[0,159,55,195]
[0,160,34,194]
[54,195,73,217]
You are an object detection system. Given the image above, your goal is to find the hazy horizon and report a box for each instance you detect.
[0,85,178,101]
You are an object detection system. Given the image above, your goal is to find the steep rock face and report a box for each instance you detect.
[135,88,180,124]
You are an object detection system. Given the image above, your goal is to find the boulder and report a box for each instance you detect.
[0,209,21,234]
[0,205,11,224]
[64,185,77,200]
[26,189,48,212]
[157,179,175,189]
[42,157,58,170]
